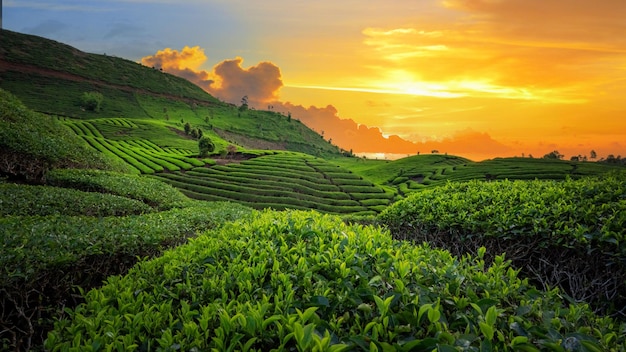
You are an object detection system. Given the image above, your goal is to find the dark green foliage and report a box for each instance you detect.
[0,89,122,181]
[0,202,253,351]
[378,174,626,318]
[45,168,193,210]
[198,136,215,157]
[0,183,153,216]
[0,30,219,104]
[184,122,191,135]
[46,210,625,351]
[80,91,104,112]
[154,154,393,214]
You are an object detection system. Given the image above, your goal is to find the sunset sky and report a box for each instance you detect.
[4,0,626,160]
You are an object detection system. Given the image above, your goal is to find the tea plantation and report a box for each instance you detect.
[46,211,625,351]
[2,28,626,351]
[152,153,395,215]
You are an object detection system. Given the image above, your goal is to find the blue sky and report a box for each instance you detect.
[4,1,252,61]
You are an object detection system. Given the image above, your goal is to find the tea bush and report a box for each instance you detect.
[0,202,253,350]
[46,210,625,351]
[0,183,152,216]
[45,168,193,210]
[378,174,626,318]
[0,89,122,181]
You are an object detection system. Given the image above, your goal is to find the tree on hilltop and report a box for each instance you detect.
[542,150,564,160]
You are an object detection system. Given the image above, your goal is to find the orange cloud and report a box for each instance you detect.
[274,102,511,160]
[211,58,283,105]
[141,46,215,91]
[357,0,626,104]
[141,47,283,105]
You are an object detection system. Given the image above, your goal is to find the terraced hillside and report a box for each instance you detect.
[152,153,396,215]
[60,117,206,174]
[395,157,626,193]
[333,154,625,196]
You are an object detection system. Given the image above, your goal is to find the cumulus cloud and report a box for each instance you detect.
[141,46,215,91]
[142,46,513,159]
[141,47,282,105]
[211,58,283,105]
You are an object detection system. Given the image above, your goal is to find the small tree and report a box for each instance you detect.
[184,122,191,135]
[81,92,104,112]
[239,95,249,114]
[590,150,597,159]
[543,150,563,160]
[190,128,198,139]
[197,128,203,139]
[198,137,215,157]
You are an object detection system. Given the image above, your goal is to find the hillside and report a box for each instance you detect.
[0,29,341,157]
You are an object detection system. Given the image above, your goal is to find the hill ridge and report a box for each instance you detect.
[0,59,218,107]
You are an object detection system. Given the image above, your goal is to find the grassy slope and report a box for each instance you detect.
[0,29,341,157]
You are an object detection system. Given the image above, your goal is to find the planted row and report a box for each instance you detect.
[0,183,152,216]
[46,210,625,351]
[190,167,341,192]
[1,201,254,351]
[45,168,193,210]
[180,170,352,200]
[379,174,626,317]
[153,175,372,214]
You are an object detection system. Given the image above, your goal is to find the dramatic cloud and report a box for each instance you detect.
[142,46,518,160]
[211,58,283,105]
[141,47,283,105]
[273,102,511,160]
[141,46,215,91]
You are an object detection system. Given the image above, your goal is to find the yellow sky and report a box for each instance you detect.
[134,0,626,160]
[252,0,626,159]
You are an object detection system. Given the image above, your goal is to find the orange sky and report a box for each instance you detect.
[140,0,626,160]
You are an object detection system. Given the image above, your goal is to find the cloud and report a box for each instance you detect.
[211,58,283,105]
[104,23,145,39]
[141,47,282,105]
[5,0,114,12]
[142,46,512,160]
[141,46,215,91]
[359,0,626,103]
[273,102,511,159]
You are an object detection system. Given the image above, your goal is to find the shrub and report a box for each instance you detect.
[198,136,215,157]
[1,202,253,351]
[46,210,625,351]
[0,183,152,216]
[80,91,104,112]
[45,169,192,210]
[378,174,626,318]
